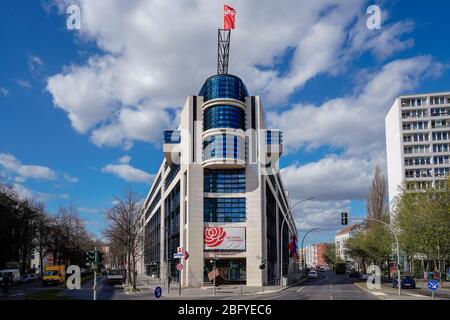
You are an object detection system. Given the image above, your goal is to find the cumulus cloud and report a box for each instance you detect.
[0,153,57,182]
[101,156,153,183]
[46,0,415,149]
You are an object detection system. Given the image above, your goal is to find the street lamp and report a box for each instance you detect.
[280,197,315,286]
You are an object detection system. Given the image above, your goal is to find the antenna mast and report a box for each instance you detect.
[217,29,231,74]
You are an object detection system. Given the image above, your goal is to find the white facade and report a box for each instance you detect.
[140,75,299,287]
[335,225,361,262]
[385,93,450,210]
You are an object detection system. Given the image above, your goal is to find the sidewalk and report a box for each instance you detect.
[354,280,449,300]
[135,274,306,298]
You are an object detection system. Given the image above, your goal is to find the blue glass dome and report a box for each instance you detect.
[199,74,249,102]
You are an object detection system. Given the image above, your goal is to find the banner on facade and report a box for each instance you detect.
[204,227,245,250]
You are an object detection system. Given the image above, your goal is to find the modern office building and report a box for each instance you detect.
[385,93,450,207]
[140,32,298,287]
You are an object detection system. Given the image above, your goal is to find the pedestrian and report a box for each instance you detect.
[168,275,172,287]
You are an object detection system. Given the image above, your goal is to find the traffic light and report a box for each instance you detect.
[96,251,104,264]
[86,251,96,264]
[341,212,348,225]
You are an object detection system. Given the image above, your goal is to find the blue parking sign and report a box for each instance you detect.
[428,280,439,291]
[154,286,162,299]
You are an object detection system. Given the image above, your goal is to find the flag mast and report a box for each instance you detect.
[217,4,235,75]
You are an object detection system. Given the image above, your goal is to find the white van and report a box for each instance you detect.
[0,269,21,284]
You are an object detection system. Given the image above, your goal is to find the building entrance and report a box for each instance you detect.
[203,258,246,284]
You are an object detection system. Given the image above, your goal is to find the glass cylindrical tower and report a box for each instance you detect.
[199,75,248,168]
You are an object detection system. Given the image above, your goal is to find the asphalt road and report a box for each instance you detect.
[214,271,378,300]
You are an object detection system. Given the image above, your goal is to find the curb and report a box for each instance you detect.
[353,282,386,300]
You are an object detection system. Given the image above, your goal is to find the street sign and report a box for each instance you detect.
[154,286,162,299]
[173,253,184,259]
[177,246,183,254]
[184,251,189,260]
[176,263,183,271]
[428,280,439,291]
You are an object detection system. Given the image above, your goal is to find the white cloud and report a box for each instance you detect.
[12,183,51,202]
[101,156,153,183]
[282,157,373,201]
[64,173,79,183]
[46,0,415,149]
[28,54,45,73]
[118,155,131,164]
[79,207,101,214]
[0,153,57,181]
[17,79,32,89]
[0,88,9,97]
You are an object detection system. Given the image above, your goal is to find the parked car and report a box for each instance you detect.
[392,276,416,289]
[20,274,34,283]
[30,274,39,281]
[318,267,325,272]
[0,269,21,284]
[360,274,370,281]
[349,270,360,278]
[107,269,125,285]
[307,270,318,279]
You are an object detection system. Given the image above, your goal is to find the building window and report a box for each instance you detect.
[265,130,283,144]
[203,105,246,131]
[204,197,246,222]
[164,130,181,144]
[203,134,245,161]
[199,74,248,102]
[165,165,180,189]
[144,209,160,277]
[204,169,245,193]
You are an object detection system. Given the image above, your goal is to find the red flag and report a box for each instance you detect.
[223,5,236,30]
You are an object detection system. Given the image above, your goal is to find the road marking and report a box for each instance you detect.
[296,286,305,293]
[371,291,387,296]
[405,293,426,298]
[10,293,24,297]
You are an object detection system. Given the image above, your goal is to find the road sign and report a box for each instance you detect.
[154,286,162,299]
[428,280,439,291]
[184,251,189,260]
[173,253,184,259]
[177,246,183,254]
[176,263,183,271]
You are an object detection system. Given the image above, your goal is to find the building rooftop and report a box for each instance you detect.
[336,224,362,236]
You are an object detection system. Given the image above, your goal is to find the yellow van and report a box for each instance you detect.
[42,265,65,286]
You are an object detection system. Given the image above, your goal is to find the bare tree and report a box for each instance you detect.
[366,166,389,228]
[35,209,52,275]
[104,187,143,290]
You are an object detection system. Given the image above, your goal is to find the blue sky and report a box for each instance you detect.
[0,0,449,245]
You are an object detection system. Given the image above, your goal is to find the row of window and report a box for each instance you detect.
[431,108,450,117]
[203,134,244,160]
[402,96,450,107]
[432,132,450,141]
[203,105,246,131]
[432,120,450,129]
[403,133,429,143]
[204,169,246,193]
[165,165,180,189]
[405,155,450,166]
[204,197,246,222]
[403,121,429,130]
[402,110,429,119]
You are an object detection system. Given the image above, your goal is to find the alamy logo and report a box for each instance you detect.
[66,265,81,289]
[366,264,381,290]
[66,4,81,30]
[366,5,382,30]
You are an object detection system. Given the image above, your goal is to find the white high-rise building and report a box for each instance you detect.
[385,93,450,208]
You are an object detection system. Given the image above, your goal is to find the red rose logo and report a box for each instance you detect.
[204,227,227,248]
